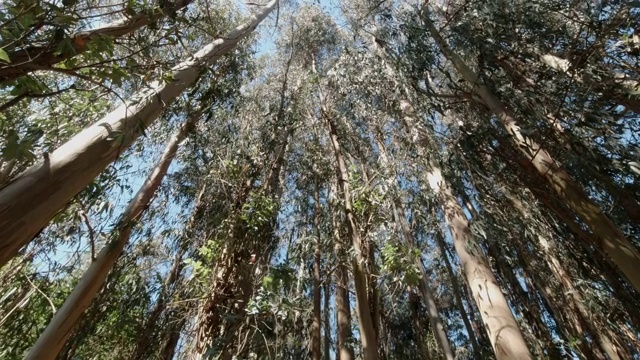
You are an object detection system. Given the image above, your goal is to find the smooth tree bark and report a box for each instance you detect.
[130,183,207,360]
[433,228,481,357]
[483,232,553,357]
[335,249,354,360]
[371,38,523,358]
[0,0,194,83]
[394,98,531,359]
[324,106,378,360]
[425,166,532,360]
[421,5,640,293]
[25,115,197,360]
[312,184,322,360]
[375,135,454,360]
[0,0,278,268]
[370,38,455,359]
[357,164,383,353]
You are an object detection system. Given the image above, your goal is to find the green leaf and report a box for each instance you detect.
[0,48,10,63]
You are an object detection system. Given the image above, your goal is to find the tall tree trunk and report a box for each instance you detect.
[504,152,640,328]
[335,261,353,360]
[409,289,433,360]
[426,165,532,360]
[312,184,322,360]
[379,71,529,358]
[130,183,207,360]
[25,115,197,360]
[501,189,626,360]
[520,251,600,360]
[351,158,384,356]
[195,120,292,357]
[421,5,640,292]
[324,108,378,360]
[432,229,482,357]
[368,51,454,359]
[323,282,331,360]
[332,180,355,360]
[484,235,552,357]
[367,244,382,355]
[0,0,194,83]
[0,0,278,268]
[130,247,186,360]
[457,265,489,349]
[392,198,454,360]
[499,55,640,225]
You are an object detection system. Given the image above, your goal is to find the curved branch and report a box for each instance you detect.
[0,0,194,84]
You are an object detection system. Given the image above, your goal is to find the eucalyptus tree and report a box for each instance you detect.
[26,111,197,360]
[0,0,278,267]
[0,2,276,358]
[1,1,639,359]
[417,3,640,293]
[188,26,303,358]
[0,0,193,83]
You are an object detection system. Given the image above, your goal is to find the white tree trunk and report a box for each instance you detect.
[426,167,533,360]
[0,0,277,268]
[25,115,196,360]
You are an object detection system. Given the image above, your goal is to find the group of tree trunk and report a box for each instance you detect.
[0,0,638,359]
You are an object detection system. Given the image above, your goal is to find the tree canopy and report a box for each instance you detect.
[0,0,638,359]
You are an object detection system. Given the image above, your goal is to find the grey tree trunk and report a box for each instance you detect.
[381,82,531,358]
[375,135,454,360]
[312,184,322,360]
[331,179,355,360]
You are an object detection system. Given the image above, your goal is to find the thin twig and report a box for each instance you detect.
[24,274,57,314]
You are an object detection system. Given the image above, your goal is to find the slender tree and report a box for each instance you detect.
[24,113,197,360]
[0,0,278,267]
